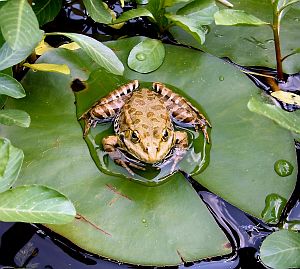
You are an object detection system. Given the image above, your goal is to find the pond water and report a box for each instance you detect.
[0,0,299,268]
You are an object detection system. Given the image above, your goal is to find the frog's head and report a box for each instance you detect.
[119,126,175,164]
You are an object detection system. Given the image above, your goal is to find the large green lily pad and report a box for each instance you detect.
[172,0,300,74]
[0,37,297,265]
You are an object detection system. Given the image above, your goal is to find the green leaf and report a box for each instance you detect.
[166,13,207,44]
[0,0,43,50]
[214,9,269,25]
[277,0,300,12]
[177,0,219,25]
[1,37,297,265]
[82,0,112,24]
[0,109,30,127]
[260,230,300,269]
[32,0,63,26]
[127,38,165,73]
[247,95,300,134]
[164,0,190,7]
[0,138,23,193]
[48,32,124,75]
[0,73,25,98]
[0,185,76,224]
[0,42,33,71]
[111,8,155,24]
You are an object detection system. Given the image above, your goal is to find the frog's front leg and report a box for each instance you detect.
[80,80,139,136]
[102,135,145,176]
[160,131,189,172]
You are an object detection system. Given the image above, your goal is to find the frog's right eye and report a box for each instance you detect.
[131,130,140,144]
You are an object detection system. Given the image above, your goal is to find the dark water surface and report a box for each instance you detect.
[0,1,299,268]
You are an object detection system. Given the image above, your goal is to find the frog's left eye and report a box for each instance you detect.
[162,128,169,142]
[131,130,140,143]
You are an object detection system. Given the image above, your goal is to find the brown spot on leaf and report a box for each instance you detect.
[71,79,86,92]
[76,213,111,236]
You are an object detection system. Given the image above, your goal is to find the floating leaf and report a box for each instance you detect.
[82,0,112,24]
[0,185,76,224]
[48,32,124,75]
[177,0,219,25]
[166,14,206,44]
[0,73,25,98]
[214,9,269,25]
[0,109,30,127]
[0,0,43,50]
[32,0,63,26]
[260,230,300,269]
[0,138,23,193]
[271,90,300,105]
[111,8,155,24]
[128,38,165,73]
[0,42,33,71]
[23,63,70,75]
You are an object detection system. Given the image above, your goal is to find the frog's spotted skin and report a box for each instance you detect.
[81,80,210,175]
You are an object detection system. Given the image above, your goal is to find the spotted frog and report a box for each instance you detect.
[81,80,211,175]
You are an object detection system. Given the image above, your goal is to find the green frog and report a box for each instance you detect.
[81,80,210,175]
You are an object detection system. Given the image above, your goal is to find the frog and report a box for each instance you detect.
[80,80,211,175]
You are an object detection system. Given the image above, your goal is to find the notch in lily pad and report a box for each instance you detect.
[127,38,166,73]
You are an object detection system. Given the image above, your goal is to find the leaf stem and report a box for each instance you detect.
[272,8,284,82]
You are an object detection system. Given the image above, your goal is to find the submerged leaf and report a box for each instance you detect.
[0,73,25,98]
[0,109,30,127]
[48,32,124,75]
[0,185,76,224]
[23,63,70,75]
[0,138,23,193]
[260,230,300,269]
[214,9,269,25]
[128,38,165,73]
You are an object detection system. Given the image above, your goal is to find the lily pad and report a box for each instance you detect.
[0,37,297,265]
[172,0,300,74]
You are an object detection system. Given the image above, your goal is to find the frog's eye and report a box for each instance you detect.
[131,130,140,143]
[162,128,169,142]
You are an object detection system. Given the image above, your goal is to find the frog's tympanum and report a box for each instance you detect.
[81,81,211,175]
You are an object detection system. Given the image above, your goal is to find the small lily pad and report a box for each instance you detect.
[127,38,165,73]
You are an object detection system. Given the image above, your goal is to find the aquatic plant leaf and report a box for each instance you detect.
[0,109,30,128]
[127,38,165,73]
[35,39,53,56]
[1,37,297,265]
[166,14,206,44]
[82,0,112,24]
[0,42,33,71]
[32,0,63,26]
[248,95,300,134]
[173,0,300,73]
[23,63,71,75]
[0,0,43,50]
[0,39,231,265]
[177,0,218,25]
[0,185,76,224]
[260,230,300,269]
[111,8,155,24]
[214,9,269,25]
[0,138,23,193]
[48,32,124,76]
[0,73,25,98]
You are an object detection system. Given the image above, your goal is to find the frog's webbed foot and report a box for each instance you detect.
[152,82,211,143]
[103,136,145,176]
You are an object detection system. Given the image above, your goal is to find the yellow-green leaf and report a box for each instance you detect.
[35,39,53,56]
[23,63,70,75]
[271,91,300,105]
[59,42,81,50]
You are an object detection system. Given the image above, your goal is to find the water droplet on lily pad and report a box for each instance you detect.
[219,76,224,81]
[261,193,287,224]
[136,53,146,61]
[274,160,293,177]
